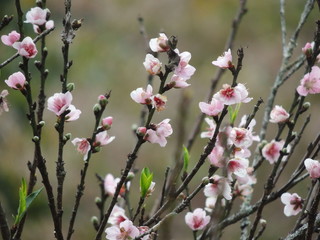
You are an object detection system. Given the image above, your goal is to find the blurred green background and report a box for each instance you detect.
[1,0,320,239]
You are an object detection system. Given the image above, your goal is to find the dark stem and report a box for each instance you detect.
[0,200,10,240]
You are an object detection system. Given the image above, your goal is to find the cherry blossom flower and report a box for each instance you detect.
[0,90,9,115]
[105,220,140,240]
[213,83,252,105]
[304,158,320,179]
[104,174,128,197]
[33,20,55,34]
[205,197,217,212]
[1,31,20,46]
[12,37,38,58]
[25,7,48,25]
[47,92,73,116]
[200,118,216,139]
[71,138,91,161]
[108,205,128,226]
[297,66,320,96]
[170,74,190,88]
[102,116,113,130]
[238,115,260,142]
[65,105,81,121]
[143,54,162,75]
[229,127,253,148]
[185,208,210,231]
[144,119,173,147]
[94,131,115,146]
[174,50,196,80]
[5,72,26,90]
[138,226,152,240]
[233,182,253,198]
[208,145,225,168]
[130,85,153,105]
[204,175,232,200]
[280,192,303,217]
[150,94,167,111]
[270,105,290,123]
[262,140,284,164]
[199,98,224,116]
[227,157,249,179]
[212,49,233,69]
[149,33,169,52]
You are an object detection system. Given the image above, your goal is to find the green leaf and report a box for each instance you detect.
[182,145,189,172]
[140,167,153,198]
[228,103,241,125]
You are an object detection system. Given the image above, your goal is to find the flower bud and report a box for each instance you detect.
[67,83,75,92]
[95,197,102,205]
[136,127,147,136]
[32,136,40,142]
[202,177,210,185]
[260,219,267,227]
[127,171,135,181]
[98,95,108,107]
[101,116,113,130]
[93,103,101,115]
[38,121,45,127]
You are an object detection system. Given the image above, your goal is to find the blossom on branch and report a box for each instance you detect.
[149,33,169,52]
[204,175,232,200]
[71,138,91,161]
[280,192,303,217]
[0,90,9,115]
[1,31,20,46]
[296,66,320,96]
[65,105,81,121]
[12,37,38,58]
[5,71,26,90]
[199,97,224,116]
[25,7,48,25]
[185,208,210,231]
[174,50,196,80]
[269,105,290,123]
[130,85,153,105]
[94,131,115,146]
[213,83,252,105]
[47,92,73,116]
[229,127,253,148]
[304,158,320,179]
[150,94,167,112]
[144,119,173,147]
[212,49,233,69]
[108,205,128,226]
[143,54,162,75]
[200,118,217,139]
[169,74,190,88]
[261,140,284,164]
[105,220,139,240]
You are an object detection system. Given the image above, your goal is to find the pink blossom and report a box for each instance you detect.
[213,83,252,105]
[1,31,20,46]
[199,98,224,116]
[94,131,115,146]
[149,33,169,52]
[104,174,119,196]
[170,74,190,88]
[143,54,162,75]
[45,20,54,29]
[208,145,225,168]
[47,92,73,116]
[33,19,55,34]
[229,127,253,148]
[138,226,152,240]
[297,66,320,96]
[281,192,303,217]
[130,85,153,105]
[105,220,140,240]
[302,42,314,56]
[71,138,91,161]
[270,105,290,123]
[108,205,128,226]
[4,71,26,90]
[185,208,210,231]
[238,115,260,142]
[12,37,38,58]
[200,118,216,139]
[101,116,113,130]
[233,183,253,198]
[204,175,232,200]
[236,167,257,185]
[262,140,284,164]
[150,94,167,111]
[144,119,173,147]
[212,49,233,69]
[304,158,320,179]
[25,7,47,25]
[136,127,147,136]
[205,197,217,211]
[174,50,196,80]
[65,105,81,121]
[0,90,9,115]
[227,157,249,179]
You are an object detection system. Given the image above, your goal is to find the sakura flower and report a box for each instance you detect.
[0,90,9,115]
[204,175,232,200]
[94,131,115,146]
[297,66,320,96]
[5,71,26,90]
[174,50,196,80]
[212,49,233,69]
[208,145,225,168]
[108,205,128,226]
[199,98,224,116]
[138,226,152,240]
[143,54,162,75]
[104,174,119,196]
[213,83,252,105]
[71,138,91,161]
[238,115,260,142]
[33,20,55,34]
[105,220,139,240]
[281,192,303,217]
[170,74,190,88]
[304,158,320,179]
[233,183,253,198]
[229,127,253,148]
[101,116,113,130]
[205,197,217,212]
[200,117,216,139]
[130,85,153,105]
[150,94,167,111]
[270,105,290,123]
[185,208,210,231]
[262,140,284,164]
[47,91,73,116]
[65,105,81,121]
[227,157,249,179]
[144,119,173,147]
[149,33,169,52]
[236,167,257,185]
[12,36,38,58]
[25,7,48,26]
[1,31,20,46]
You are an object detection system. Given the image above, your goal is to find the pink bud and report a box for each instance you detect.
[1,31,20,46]
[5,71,26,90]
[136,127,147,136]
[102,116,113,130]
[212,49,233,69]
